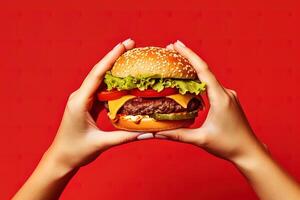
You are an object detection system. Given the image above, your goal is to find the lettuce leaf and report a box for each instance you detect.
[104,72,206,95]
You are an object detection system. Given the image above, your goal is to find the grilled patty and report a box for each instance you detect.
[104,97,202,115]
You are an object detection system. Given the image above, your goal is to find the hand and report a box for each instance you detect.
[45,39,140,171]
[13,39,143,200]
[158,41,267,162]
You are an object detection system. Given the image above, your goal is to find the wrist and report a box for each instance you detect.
[39,149,78,180]
[231,143,271,173]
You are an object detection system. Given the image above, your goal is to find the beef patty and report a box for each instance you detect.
[104,97,202,115]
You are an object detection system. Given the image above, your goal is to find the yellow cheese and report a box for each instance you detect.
[108,95,136,119]
[108,94,197,119]
[166,94,195,108]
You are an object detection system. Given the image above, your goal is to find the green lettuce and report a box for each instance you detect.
[104,72,206,95]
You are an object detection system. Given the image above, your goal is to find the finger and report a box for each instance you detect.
[172,40,226,101]
[263,143,269,152]
[155,134,168,139]
[137,133,154,140]
[225,88,241,105]
[98,131,140,147]
[156,128,202,144]
[225,88,237,98]
[78,38,135,101]
[166,44,175,50]
[122,38,135,49]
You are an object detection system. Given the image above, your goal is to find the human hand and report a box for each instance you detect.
[45,39,140,171]
[157,41,267,163]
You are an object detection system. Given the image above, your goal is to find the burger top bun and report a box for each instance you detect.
[111,47,197,79]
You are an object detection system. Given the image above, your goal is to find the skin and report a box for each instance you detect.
[13,39,300,200]
[13,38,141,200]
[160,41,300,200]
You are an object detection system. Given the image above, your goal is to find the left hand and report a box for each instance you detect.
[45,39,140,171]
[157,41,265,163]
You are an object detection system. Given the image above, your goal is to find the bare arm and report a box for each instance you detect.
[233,147,300,200]
[159,41,300,200]
[12,152,78,200]
[13,39,140,200]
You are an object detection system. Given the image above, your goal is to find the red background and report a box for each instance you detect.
[1,0,300,199]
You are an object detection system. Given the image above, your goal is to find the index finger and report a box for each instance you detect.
[172,41,226,101]
[79,39,135,101]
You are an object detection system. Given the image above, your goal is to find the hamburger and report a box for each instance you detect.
[97,47,206,132]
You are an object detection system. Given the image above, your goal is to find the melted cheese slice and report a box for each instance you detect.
[166,94,195,108]
[108,95,136,119]
[108,94,197,119]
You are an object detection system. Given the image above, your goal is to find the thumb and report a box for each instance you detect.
[156,128,207,145]
[99,131,140,147]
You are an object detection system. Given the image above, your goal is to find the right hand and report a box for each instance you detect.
[157,41,267,163]
[45,39,141,171]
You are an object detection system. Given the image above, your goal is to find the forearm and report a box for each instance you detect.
[13,150,78,200]
[233,147,300,200]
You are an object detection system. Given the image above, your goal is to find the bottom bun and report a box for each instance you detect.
[111,116,194,132]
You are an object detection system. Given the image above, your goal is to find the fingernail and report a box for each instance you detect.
[176,40,186,47]
[122,38,132,45]
[155,134,168,139]
[113,42,121,49]
[166,44,174,50]
[137,133,154,140]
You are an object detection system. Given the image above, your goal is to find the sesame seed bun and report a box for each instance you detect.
[112,116,195,132]
[111,47,197,79]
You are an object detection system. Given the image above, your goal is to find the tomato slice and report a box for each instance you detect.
[129,88,177,97]
[97,90,129,101]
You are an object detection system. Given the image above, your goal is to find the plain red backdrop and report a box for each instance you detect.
[1,0,300,199]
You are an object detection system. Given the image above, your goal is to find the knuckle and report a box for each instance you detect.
[221,94,232,107]
[225,88,238,98]
[68,90,78,100]
[99,139,110,149]
[197,133,209,146]
[232,90,237,96]
[216,93,236,111]
[196,60,209,71]
[230,90,238,97]
[262,143,269,152]
[173,131,185,142]
[175,129,194,143]
[66,91,82,110]
[228,92,235,99]
[202,61,209,70]
[95,135,110,149]
[96,141,110,151]
[89,72,100,80]
[174,133,181,141]
[122,136,133,144]
[66,99,77,110]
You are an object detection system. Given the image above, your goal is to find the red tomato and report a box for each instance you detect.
[97,90,129,101]
[129,88,177,97]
